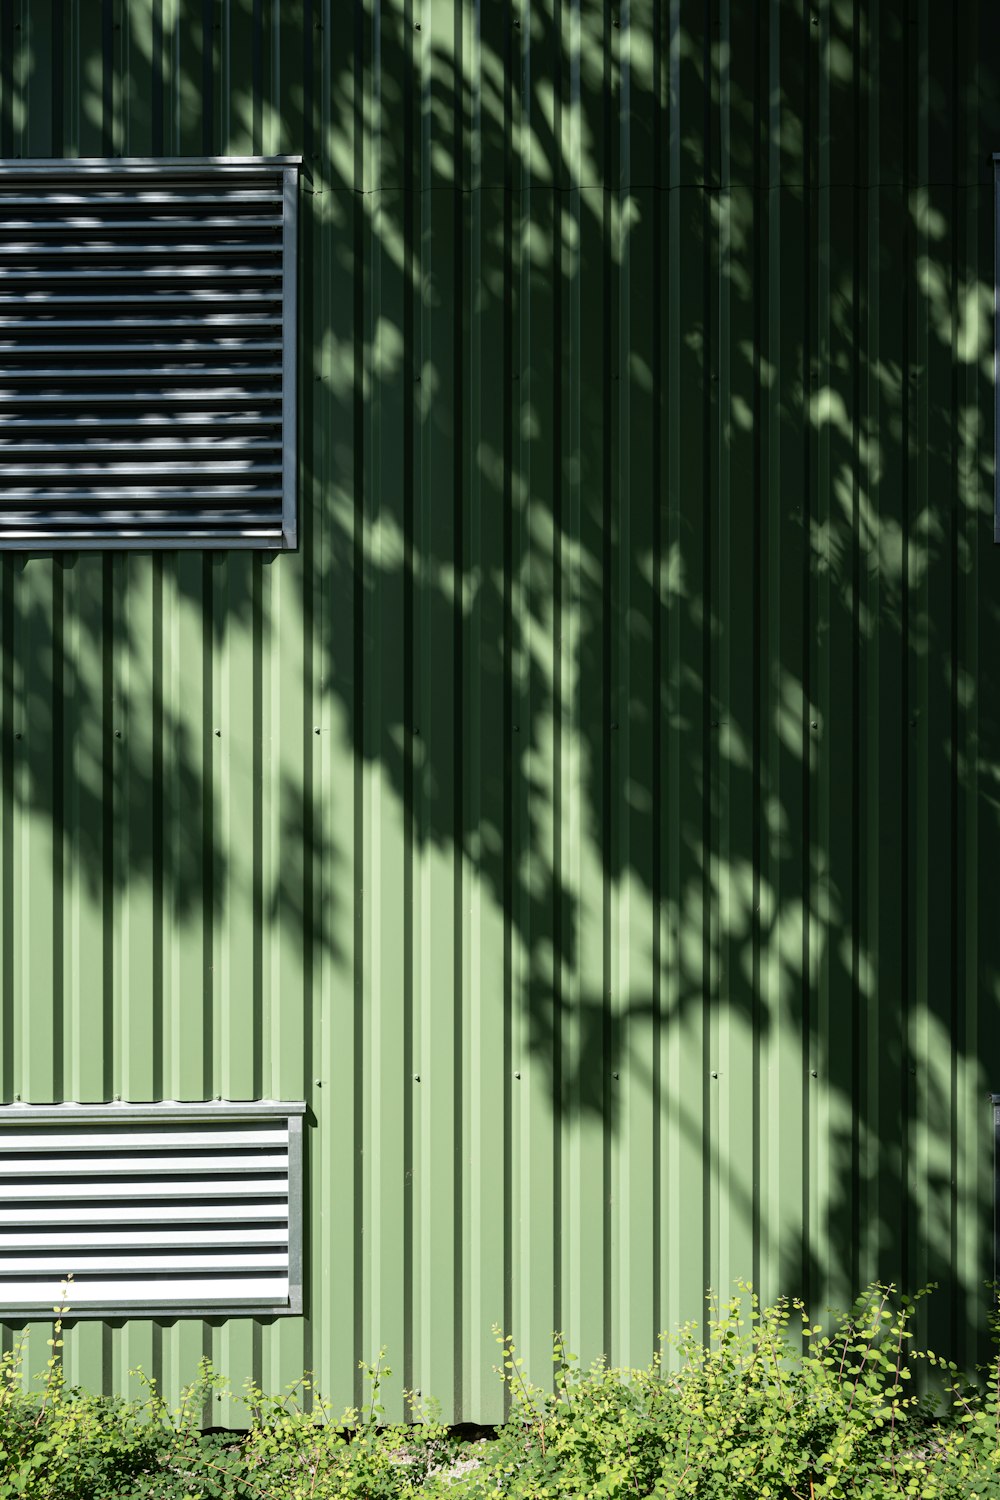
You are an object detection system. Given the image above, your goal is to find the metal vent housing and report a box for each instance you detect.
[0,1100,304,1318]
[0,157,299,550]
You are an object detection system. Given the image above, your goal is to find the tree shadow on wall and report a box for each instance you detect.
[0,0,999,1390]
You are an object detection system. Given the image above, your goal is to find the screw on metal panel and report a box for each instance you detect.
[13,732,20,740]
[711,1071,718,1079]
[314,726,321,734]
[315,1079,323,1087]
[514,1071,521,1079]
[114,729,122,738]
[811,1069,818,1078]
[214,728,221,736]
[810,721,818,729]
[612,1071,619,1080]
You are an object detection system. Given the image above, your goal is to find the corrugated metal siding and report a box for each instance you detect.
[0,0,997,1422]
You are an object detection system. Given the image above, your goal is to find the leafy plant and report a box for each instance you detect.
[7,1282,1000,1496]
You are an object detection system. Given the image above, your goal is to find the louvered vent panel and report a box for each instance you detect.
[0,158,298,550]
[0,1102,304,1316]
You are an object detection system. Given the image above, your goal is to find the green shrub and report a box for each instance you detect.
[4,1283,1000,1497]
[0,1317,175,1499]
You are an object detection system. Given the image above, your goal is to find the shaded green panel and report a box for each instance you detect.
[714,183,758,1300]
[307,176,361,1411]
[664,181,709,1332]
[476,0,508,190]
[561,180,610,1370]
[870,0,907,187]
[272,0,307,155]
[172,0,211,153]
[14,563,59,1105]
[974,1,1000,185]
[362,186,412,1417]
[21,0,55,156]
[725,0,764,189]
[226,0,256,154]
[969,182,1000,1370]
[760,183,809,1301]
[907,176,957,1356]
[623,0,661,188]
[808,183,860,1310]
[61,558,110,1105]
[370,0,412,193]
[212,554,261,1102]
[461,184,511,1421]
[859,185,908,1293]
[66,0,107,155]
[822,0,859,187]
[923,0,956,189]
[412,182,460,1407]
[772,0,815,190]
[613,185,658,1368]
[114,558,160,1102]
[510,176,560,1385]
[122,0,155,153]
[161,555,211,1104]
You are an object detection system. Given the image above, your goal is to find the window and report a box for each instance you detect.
[0,1100,304,1317]
[0,156,299,550]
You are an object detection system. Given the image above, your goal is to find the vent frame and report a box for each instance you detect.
[0,155,300,552]
[0,1099,305,1319]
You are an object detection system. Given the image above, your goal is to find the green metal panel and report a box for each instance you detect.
[0,0,996,1423]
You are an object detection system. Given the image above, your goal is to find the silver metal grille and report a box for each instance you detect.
[0,158,299,550]
[0,1101,304,1317]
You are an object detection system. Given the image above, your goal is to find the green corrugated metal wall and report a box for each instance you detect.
[0,0,998,1422]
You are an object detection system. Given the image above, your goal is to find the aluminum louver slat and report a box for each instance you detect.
[1,1229,289,1246]
[18,1202,290,1224]
[0,157,298,550]
[0,1102,304,1316]
[0,1278,289,1304]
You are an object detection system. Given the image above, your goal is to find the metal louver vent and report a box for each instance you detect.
[0,157,298,550]
[0,1101,304,1317]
